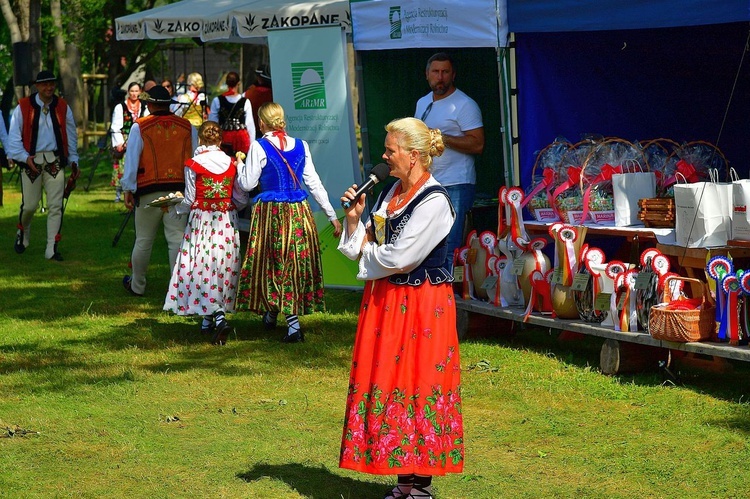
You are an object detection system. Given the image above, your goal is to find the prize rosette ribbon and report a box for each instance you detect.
[707,256,733,341]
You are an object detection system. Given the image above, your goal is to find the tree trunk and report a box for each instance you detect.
[0,0,29,99]
[0,0,22,42]
[50,0,83,124]
[29,0,41,77]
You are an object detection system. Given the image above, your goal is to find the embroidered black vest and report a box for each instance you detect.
[119,101,145,142]
[218,96,247,131]
[371,184,455,286]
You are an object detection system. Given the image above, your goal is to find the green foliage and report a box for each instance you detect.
[0,20,12,89]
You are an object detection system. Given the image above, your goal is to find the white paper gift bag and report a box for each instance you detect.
[674,170,732,248]
[731,176,750,241]
[613,171,656,226]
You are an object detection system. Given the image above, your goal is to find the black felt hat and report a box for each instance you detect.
[142,85,175,104]
[255,64,271,81]
[33,70,58,84]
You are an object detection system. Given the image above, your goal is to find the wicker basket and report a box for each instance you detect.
[579,137,647,225]
[553,139,600,223]
[638,197,675,228]
[648,277,715,342]
[639,138,679,168]
[526,139,572,221]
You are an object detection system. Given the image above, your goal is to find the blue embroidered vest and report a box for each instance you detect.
[371,184,455,286]
[254,138,308,203]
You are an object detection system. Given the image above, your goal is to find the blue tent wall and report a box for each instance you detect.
[516,22,750,190]
[508,0,750,32]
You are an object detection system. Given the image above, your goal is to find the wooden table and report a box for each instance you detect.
[458,222,750,374]
[456,297,750,373]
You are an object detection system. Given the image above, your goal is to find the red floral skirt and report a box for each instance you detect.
[339,279,463,476]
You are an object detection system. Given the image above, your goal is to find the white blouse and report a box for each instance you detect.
[338,175,455,281]
[110,101,149,148]
[235,132,338,221]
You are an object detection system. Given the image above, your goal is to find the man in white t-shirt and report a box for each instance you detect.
[415,52,484,271]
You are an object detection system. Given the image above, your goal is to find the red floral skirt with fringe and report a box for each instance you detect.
[339,278,464,476]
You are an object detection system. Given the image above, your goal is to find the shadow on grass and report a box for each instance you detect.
[462,320,750,404]
[712,412,750,434]
[238,463,385,499]
[0,308,356,391]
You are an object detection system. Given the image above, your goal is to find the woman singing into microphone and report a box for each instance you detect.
[338,117,463,499]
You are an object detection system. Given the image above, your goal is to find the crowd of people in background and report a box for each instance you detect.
[0,53,479,498]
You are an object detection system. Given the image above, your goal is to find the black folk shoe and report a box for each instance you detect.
[281,330,304,343]
[14,232,25,254]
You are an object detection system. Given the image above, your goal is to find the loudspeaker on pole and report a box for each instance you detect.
[12,42,33,87]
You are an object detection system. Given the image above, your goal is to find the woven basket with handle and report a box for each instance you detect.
[648,276,715,342]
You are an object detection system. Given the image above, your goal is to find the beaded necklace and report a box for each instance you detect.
[386,171,431,216]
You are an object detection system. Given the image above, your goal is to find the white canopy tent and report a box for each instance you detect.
[115,0,363,287]
[115,0,351,43]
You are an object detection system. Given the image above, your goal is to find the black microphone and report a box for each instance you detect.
[341,163,390,209]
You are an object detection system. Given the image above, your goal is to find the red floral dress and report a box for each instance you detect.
[163,151,242,316]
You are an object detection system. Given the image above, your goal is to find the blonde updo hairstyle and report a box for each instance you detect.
[187,72,204,90]
[385,117,444,170]
[258,102,286,132]
[198,120,223,147]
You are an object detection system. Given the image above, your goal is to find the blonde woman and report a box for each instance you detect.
[175,72,206,127]
[235,102,342,343]
[338,117,462,498]
[163,121,248,345]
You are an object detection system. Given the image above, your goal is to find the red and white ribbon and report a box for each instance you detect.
[457,246,471,301]
[612,273,625,332]
[497,186,508,238]
[623,269,639,332]
[557,225,578,287]
[479,231,497,257]
[640,248,661,268]
[529,238,548,274]
[506,187,530,250]
[585,247,606,304]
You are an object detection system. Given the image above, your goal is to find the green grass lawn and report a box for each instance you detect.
[1,156,750,498]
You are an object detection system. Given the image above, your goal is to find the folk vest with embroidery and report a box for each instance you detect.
[254,138,308,203]
[19,95,70,166]
[371,184,454,286]
[218,95,247,131]
[185,157,237,212]
[136,113,193,195]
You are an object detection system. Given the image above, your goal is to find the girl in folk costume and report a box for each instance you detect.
[163,121,249,346]
[208,71,256,156]
[175,72,207,128]
[338,118,462,499]
[235,102,342,343]
[110,82,148,202]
